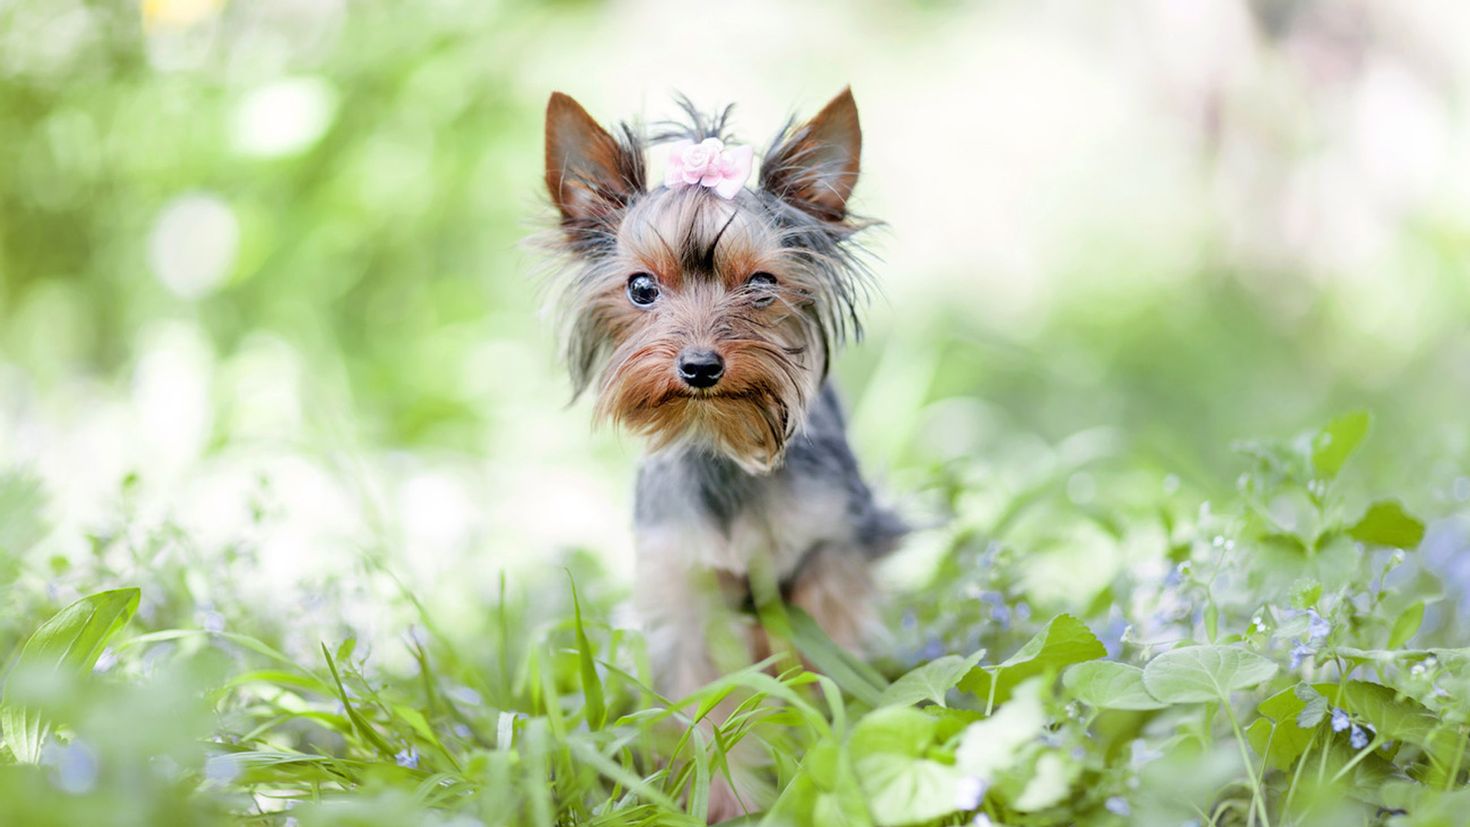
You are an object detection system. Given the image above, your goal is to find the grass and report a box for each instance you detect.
[1,411,1468,827]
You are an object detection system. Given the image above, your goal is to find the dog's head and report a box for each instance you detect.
[541,89,871,473]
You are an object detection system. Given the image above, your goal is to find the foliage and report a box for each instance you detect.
[2,412,1467,826]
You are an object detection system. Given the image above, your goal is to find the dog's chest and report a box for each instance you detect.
[634,449,853,578]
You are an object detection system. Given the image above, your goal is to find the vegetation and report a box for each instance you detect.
[3,410,1467,826]
[4,1,1469,825]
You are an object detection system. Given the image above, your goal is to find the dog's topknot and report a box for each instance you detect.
[650,94,737,145]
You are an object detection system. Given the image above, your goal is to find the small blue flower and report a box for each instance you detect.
[953,776,986,810]
[1105,796,1131,816]
[1350,724,1369,750]
[395,748,419,769]
[45,741,99,795]
[1306,609,1331,643]
[1330,708,1350,732]
[1290,643,1314,670]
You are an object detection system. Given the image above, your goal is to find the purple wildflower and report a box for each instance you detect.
[1330,708,1350,732]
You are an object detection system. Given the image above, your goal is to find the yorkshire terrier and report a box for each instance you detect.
[540,88,904,820]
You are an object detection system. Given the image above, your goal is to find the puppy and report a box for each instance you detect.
[540,88,904,821]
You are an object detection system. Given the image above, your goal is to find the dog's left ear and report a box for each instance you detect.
[545,92,643,225]
[760,87,862,222]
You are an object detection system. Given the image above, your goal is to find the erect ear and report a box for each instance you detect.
[545,92,644,224]
[760,87,862,222]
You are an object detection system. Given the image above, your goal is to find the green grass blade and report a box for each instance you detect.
[1,587,140,763]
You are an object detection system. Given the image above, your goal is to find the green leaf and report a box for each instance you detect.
[565,573,605,730]
[1311,410,1371,479]
[1387,600,1426,649]
[955,678,1047,779]
[1141,645,1278,704]
[320,643,396,759]
[1013,752,1080,812]
[1321,681,1438,753]
[878,650,984,708]
[1349,501,1425,549]
[1294,683,1328,728]
[1,587,140,763]
[1247,684,1320,769]
[1062,661,1167,710]
[850,707,963,826]
[789,607,888,707]
[958,614,1105,709]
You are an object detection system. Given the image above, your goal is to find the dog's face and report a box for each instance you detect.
[542,90,868,472]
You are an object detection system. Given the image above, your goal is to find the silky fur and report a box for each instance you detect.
[538,88,901,822]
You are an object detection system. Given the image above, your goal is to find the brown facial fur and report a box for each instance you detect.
[541,90,866,472]
[589,189,826,471]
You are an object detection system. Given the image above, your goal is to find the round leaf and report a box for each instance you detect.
[1142,645,1278,704]
[1063,661,1168,710]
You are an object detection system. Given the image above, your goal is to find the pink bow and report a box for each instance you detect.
[664,138,753,199]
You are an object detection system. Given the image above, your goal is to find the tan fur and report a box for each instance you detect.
[540,90,888,825]
[586,190,826,472]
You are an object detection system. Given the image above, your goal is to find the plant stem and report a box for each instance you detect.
[1327,736,1382,785]
[1446,725,1466,791]
[1282,728,1318,816]
[1224,701,1272,827]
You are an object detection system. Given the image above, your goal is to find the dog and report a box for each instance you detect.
[540,88,904,821]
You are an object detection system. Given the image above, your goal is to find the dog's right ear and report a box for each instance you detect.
[545,92,644,225]
[760,88,862,223]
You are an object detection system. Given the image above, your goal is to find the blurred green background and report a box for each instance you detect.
[3,0,1470,587]
[4,3,1470,825]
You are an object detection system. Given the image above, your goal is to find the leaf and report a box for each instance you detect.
[1349,501,1425,549]
[1141,645,1278,704]
[1322,681,1439,753]
[850,706,963,826]
[958,614,1105,709]
[1387,601,1426,649]
[857,754,964,827]
[1311,410,1371,479]
[955,679,1047,780]
[789,607,888,707]
[1294,683,1328,728]
[565,573,605,730]
[1,588,140,763]
[1063,661,1167,710]
[879,650,984,708]
[1247,685,1320,769]
[1013,752,1079,812]
[320,643,396,759]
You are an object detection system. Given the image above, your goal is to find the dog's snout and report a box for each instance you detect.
[677,349,725,389]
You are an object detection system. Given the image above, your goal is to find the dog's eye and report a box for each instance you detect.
[626,273,660,307]
[746,272,777,306]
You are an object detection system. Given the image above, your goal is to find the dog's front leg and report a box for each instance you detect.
[634,531,763,823]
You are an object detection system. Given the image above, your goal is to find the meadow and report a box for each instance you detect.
[3,1,1470,825]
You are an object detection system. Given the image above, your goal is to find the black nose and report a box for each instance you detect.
[677,349,725,389]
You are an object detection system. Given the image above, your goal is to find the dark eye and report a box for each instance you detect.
[626,273,660,306]
[746,272,778,306]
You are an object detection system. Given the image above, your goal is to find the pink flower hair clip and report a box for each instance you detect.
[664,137,754,199]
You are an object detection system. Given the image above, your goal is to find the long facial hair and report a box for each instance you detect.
[540,90,870,473]
[593,258,825,473]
